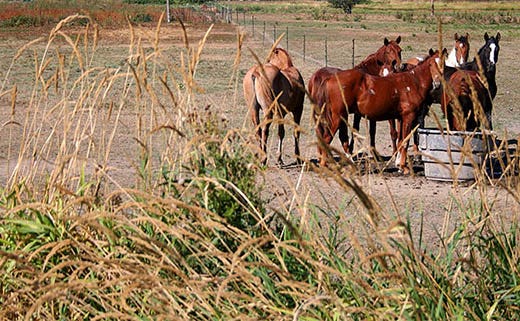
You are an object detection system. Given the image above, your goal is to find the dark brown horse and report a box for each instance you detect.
[308,36,403,154]
[243,47,305,165]
[315,49,442,173]
[439,50,493,131]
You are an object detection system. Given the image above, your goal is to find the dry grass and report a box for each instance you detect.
[0,10,518,321]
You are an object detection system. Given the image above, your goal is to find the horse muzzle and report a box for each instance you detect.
[432,79,442,90]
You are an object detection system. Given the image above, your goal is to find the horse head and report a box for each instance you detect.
[478,32,501,73]
[377,59,398,77]
[268,47,293,69]
[426,48,443,90]
[454,32,470,66]
[381,36,402,71]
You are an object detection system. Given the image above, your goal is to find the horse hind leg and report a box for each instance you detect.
[389,119,398,155]
[316,122,335,167]
[260,121,271,165]
[277,122,285,166]
[292,109,303,165]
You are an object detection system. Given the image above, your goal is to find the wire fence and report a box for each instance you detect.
[201,4,359,69]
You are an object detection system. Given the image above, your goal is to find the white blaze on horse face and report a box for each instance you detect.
[382,68,390,77]
[489,43,497,64]
[458,43,466,65]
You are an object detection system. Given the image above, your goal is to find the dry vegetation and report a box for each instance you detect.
[0,1,519,320]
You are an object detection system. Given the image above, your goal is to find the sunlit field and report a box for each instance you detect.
[0,1,519,319]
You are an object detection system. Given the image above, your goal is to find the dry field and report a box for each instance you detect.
[0,8,519,244]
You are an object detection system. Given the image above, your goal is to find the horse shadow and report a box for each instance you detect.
[306,152,425,177]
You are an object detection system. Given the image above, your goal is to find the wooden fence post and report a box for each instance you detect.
[263,21,266,46]
[325,37,328,67]
[286,26,289,50]
[303,34,306,63]
[352,39,355,68]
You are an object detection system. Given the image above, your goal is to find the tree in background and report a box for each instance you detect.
[327,0,367,14]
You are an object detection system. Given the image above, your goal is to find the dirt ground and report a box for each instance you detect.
[0,14,519,245]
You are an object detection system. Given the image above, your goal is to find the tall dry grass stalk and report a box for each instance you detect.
[0,14,518,321]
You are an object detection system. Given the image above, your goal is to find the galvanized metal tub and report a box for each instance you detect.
[418,128,489,182]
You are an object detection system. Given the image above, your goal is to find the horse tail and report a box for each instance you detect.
[252,67,276,111]
[310,77,327,124]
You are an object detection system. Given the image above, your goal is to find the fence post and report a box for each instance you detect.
[352,39,355,68]
[286,26,289,51]
[325,37,328,67]
[263,21,266,46]
[303,34,306,63]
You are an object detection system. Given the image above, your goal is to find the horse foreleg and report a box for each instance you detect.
[349,113,361,153]
[389,119,398,154]
[338,120,351,156]
[369,119,381,160]
[396,114,414,174]
[412,103,428,155]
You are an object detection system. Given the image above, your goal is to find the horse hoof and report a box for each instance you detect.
[398,168,410,175]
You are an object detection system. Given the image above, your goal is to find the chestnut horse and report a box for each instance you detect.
[308,36,402,154]
[243,47,305,165]
[384,33,471,155]
[315,49,442,173]
[440,50,493,131]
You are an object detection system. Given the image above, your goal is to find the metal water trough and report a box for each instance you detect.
[418,128,490,182]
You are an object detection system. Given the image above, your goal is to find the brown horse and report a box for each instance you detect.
[384,34,471,155]
[243,47,305,165]
[315,49,442,173]
[308,36,403,154]
[439,50,493,131]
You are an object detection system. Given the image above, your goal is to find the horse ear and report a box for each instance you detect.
[496,32,501,42]
[429,48,435,56]
[484,32,489,41]
[454,33,459,40]
[384,38,389,46]
[442,48,448,56]
[396,36,401,44]
[465,32,470,39]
